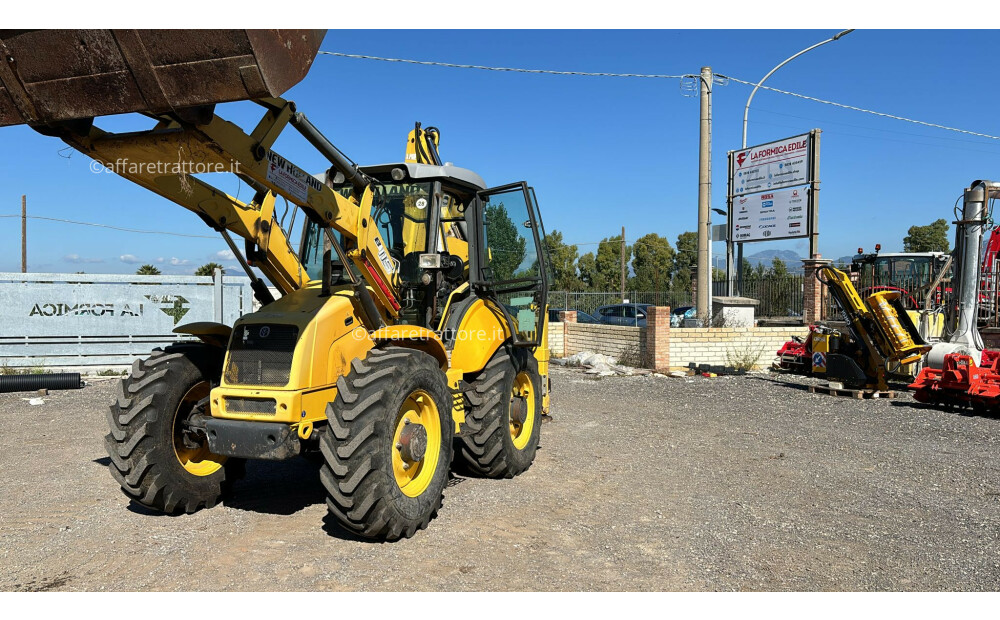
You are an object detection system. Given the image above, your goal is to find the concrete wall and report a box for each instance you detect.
[0,271,253,368]
[669,326,808,372]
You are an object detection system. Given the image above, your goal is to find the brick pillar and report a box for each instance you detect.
[644,305,671,372]
[802,257,832,325]
[556,310,576,358]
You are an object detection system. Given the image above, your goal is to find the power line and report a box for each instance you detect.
[0,214,219,239]
[318,51,688,79]
[720,75,1000,141]
[320,49,1000,141]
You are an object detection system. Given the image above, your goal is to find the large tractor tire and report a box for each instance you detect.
[320,347,454,540]
[105,344,243,514]
[458,346,541,478]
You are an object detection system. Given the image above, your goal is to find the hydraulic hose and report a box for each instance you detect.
[0,373,82,393]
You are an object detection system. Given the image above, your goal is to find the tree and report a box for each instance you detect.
[672,231,698,292]
[195,262,225,277]
[484,203,526,281]
[136,264,161,276]
[768,256,789,277]
[631,233,675,291]
[594,234,632,290]
[545,230,582,291]
[903,219,950,253]
[577,252,598,289]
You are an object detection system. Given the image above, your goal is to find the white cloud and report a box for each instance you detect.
[64,254,104,264]
[169,257,190,266]
[213,249,236,261]
[155,257,165,264]
[119,254,141,264]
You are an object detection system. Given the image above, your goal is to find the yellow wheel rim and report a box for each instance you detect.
[172,381,226,476]
[510,371,536,450]
[392,389,442,498]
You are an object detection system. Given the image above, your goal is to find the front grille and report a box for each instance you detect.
[224,397,277,417]
[225,324,298,386]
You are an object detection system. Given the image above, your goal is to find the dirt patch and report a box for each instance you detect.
[1,368,998,591]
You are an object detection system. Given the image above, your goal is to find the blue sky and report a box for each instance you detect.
[2,29,999,275]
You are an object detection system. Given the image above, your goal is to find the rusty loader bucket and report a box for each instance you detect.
[0,29,325,127]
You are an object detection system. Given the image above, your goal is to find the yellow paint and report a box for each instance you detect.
[371,325,448,369]
[510,371,536,449]
[449,299,509,375]
[436,282,469,331]
[173,381,226,476]
[446,368,466,432]
[535,308,551,414]
[811,333,830,374]
[867,291,928,365]
[391,389,442,497]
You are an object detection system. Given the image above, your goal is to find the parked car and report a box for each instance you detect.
[595,303,652,327]
[548,308,600,324]
[670,305,696,328]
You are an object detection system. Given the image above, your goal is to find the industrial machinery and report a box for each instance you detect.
[0,29,550,540]
[851,246,951,311]
[801,265,931,391]
[910,181,1000,409]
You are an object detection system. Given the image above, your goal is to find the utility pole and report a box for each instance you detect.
[697,67,712,325]
[620,225,626,302]
[21,195,26,273]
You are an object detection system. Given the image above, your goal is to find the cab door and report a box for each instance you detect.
[471,182,548,347]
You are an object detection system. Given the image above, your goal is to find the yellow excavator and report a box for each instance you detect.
[0,29,550,540]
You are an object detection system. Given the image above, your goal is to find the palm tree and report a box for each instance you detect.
[136,264,161,276]
[195,262,225,276]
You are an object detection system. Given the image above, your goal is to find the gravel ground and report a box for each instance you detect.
[1,367,999,591]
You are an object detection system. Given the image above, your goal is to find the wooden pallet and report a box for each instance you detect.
[808,384,897,399]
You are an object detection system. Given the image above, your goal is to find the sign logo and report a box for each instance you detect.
[144,294,189,325]
[812,352,826,369]
[736,152,748,167]
[762,230,772,237]
[259,326,271,338]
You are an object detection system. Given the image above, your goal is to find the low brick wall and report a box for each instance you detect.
[565,323,646,363]
[546,306,805,373]
[669,326,808,372]
[548,321,565,356]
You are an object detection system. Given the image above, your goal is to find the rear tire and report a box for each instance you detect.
[458,347,541,478]
[320,347,454,540]
[105,344,244,514]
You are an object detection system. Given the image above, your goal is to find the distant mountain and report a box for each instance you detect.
[744,249,804,272]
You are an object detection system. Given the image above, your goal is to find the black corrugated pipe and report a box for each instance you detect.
[0,373,82,393]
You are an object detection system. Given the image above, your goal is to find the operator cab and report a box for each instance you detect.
[300,163,550,345]
[852,249,951,310]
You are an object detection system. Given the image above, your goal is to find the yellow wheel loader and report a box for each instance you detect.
[0,29,550,540]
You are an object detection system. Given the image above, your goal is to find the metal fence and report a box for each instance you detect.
[551,276,807,321]
[0,271,253,368]
[549,290,693,319]
[715,276,805,318]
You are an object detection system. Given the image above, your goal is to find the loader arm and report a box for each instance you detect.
[51,98,402,322]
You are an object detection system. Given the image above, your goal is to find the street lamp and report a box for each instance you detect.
[730,29,855,295]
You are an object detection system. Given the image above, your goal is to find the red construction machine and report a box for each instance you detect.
[909,181,1000,410]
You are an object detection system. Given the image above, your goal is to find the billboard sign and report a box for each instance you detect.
[730,187,809,243]
[730,133,811,195]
